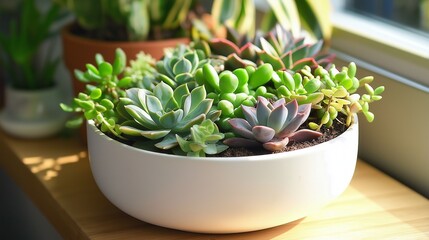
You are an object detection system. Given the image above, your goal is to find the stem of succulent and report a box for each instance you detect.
[97,112,126,140]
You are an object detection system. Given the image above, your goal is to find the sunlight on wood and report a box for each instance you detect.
[23,157,42,165]
[23,153,86,181]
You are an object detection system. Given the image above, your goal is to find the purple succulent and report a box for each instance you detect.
[224,97,322,152]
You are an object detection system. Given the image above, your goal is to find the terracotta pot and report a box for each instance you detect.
[61,24,190,95]
[87,116,359,233]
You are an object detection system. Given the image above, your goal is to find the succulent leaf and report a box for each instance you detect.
[140,130,171,140]
[262,137,289,152]
[124,105,157,129]
[228,118,254,139]
[267,104,288,132]
[252,126,275,142]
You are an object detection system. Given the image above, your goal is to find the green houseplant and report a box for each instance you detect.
[57,0,258,96]
[0,0,67,138]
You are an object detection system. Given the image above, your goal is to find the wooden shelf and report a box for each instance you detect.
[1,130,428,239]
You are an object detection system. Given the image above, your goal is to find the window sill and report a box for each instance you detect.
[331,11,429,90]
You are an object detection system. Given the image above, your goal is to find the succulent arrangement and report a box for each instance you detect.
[63,33,384,157]
[61,0,383,157]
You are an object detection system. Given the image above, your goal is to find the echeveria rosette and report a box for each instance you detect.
[224,97,322,151]
[119,82,221,151]
[156,44,209,89]
[176,119,228,157]
[256,25,335,72]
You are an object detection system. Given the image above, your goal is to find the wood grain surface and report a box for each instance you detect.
[1,131,428,239]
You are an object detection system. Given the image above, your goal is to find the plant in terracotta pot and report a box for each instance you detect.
[0,0,67,138]
[56,0,197,95]
[62,33,384,232]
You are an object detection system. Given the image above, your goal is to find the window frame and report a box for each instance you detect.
[331,4,429,91]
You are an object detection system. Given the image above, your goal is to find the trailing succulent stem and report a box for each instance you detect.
[224,97,322,151]
[273,62,384,130]
[61,49,131,138]
[61,49,157,138]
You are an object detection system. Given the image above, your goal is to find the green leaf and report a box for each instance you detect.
[176,135,191,152]
[218,100,234,117]
[124,105,157,129]
[219,71,239,93]
[321,111,330,124]
[76,99,95,111]
[359,76,374,87]
[259,52,284,71]
[347,62,356,78]
[65,116,83,129]
[202,64,220,91]
[233,68,249,86]
[333,87,348,98]
[74,70,89,83]
[260,38,279,57]
[173,58,192,75]
[95,105,107,112]
[113,48,126,75]
[60,103,74,112]
[174,72,193,85]
[84,109,97,120]
[140,130,171,140]
[340,78,354,90]
[363,111,375,122]
[86,63,99,75]
[119,125,146,136]
[248,64,273,89]
[365,83,374,95]
[155,134,178,150]
[304,78,321,93]
[374,86,385,95]
[90,88,102,100]
[118,77,133,88]
[176,114,206,133]
[159,110,183,129]
[184,86,207,115]
[173,84,190,107]
[95,53,104,65]
[99,62,113,77]
[146,95,164,114]
[153,82,174,108]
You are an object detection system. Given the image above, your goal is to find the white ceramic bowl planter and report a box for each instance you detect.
[87,116,359,234]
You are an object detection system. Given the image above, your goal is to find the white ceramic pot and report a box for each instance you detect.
[87,117,358,233]
[0,85,67,138]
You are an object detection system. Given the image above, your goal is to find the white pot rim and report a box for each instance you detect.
[87,115,358,162]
